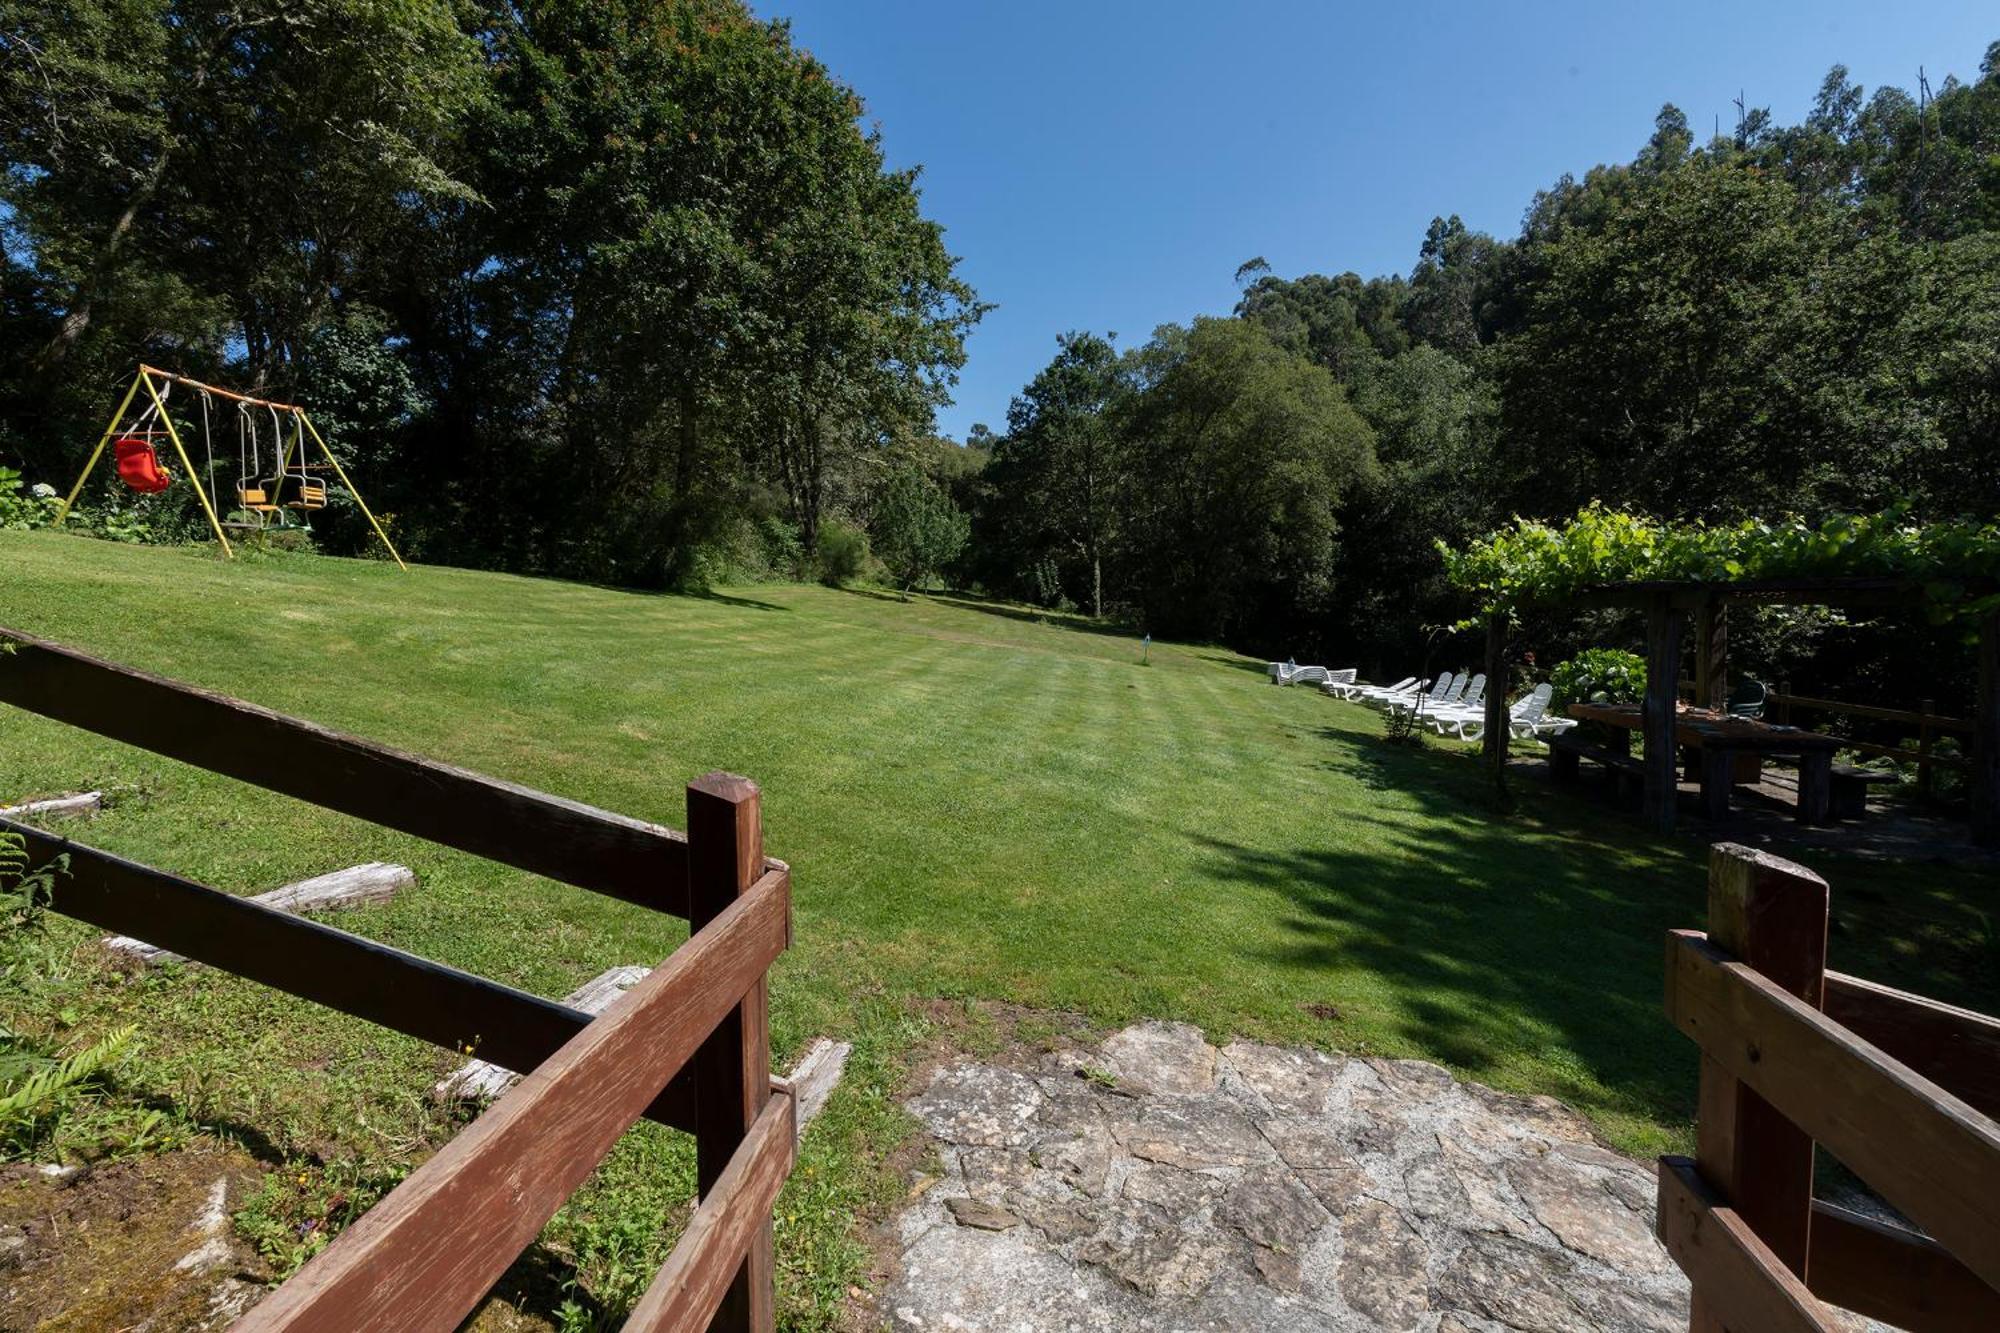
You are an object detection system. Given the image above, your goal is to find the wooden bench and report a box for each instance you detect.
[1829,763,1898,820]
[1548,730,1645,798]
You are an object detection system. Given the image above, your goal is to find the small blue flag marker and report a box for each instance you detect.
[1142,633,1151,664]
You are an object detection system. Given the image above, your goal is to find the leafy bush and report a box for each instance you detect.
[871,462,969,594]
[816,519,869,587]
[0,469,59,530]
[1547,648,1647,712]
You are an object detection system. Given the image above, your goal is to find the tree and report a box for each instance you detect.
[1121,317,1377,643]
[985,332,1128,616]
[871,454,968,594]
[1491,157,1928,520]
[1405,216,1502,359]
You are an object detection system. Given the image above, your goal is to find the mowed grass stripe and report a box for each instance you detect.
[1,529,1988,1168]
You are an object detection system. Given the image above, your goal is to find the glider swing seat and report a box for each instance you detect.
[55,365,404,568]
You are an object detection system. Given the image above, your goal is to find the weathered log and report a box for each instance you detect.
[436,965,651,1101]
[774,1038,850,1130]
[105,862,414,965]
[0,791,102,820]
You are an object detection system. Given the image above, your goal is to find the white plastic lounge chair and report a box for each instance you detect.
[1510,683,1577,739]
[1443,683,1575,742]
[1270,663,1352,687]
[1362,675,1435,708]
[1374,672,1453,712]
[1394,672,1481,719]
[1327,674,1414,702]
[1430,682,1547,741]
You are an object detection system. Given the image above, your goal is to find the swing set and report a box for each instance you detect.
[56,364,406,570]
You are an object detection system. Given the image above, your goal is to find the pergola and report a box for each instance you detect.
[1475,576,2000,845]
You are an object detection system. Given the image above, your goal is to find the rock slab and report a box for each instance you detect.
[886,1019,1690,1331]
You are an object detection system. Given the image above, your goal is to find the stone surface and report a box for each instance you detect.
[1074,1198,1235,1298]
[1112,1099,1275,1169]
[1507,1152,1669,1273]
[908,1064,1045,1148]
[958,1146,1035,1202]
[1031,1126,1113,1196]
[1218,1038,1338,1115]
[1121,1162,1222,1217]
[884,1020,1694,1332]
[1100,1020,1217,1095]
[1218,1166,1325,1252]
[945,1197,1021,1231]
[1335,1197,1432,1331]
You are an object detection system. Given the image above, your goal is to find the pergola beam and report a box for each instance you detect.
[1544,577,1943,613]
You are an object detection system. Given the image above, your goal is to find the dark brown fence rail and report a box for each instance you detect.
[1770,687,1969,793]
[1659,843,2000,1332]
[0,626,792,1332]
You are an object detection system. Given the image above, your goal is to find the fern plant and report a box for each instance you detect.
[0,830,127,1156]
[0,1026,137,1154]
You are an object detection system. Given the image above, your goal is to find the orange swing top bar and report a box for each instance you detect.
[138,364,304,413]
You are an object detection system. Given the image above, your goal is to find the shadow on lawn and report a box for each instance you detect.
[919,590,1141,641]
[1205,729,2000,1131]
[689,588,790,612]
[1200,652,1271,677]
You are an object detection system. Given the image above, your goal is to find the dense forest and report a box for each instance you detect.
[968,50,2000,696]
[2,0,980,587]
[3,6,1997,696]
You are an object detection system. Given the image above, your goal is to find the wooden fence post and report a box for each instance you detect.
[1643,595,1689,835]
[1689,844,1829,1331]
[688,773,775,1333]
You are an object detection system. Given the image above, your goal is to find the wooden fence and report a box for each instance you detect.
[1659,843,2000,1332]
[1771,686,1970,794]
[0,626,793,1332]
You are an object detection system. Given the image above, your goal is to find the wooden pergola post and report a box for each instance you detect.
[1694,596,1728,710]
[1643,594,1689,835]
[1976,609,2000,849]
[1483,613,1509,795]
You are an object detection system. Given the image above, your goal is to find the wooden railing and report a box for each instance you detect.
[1659,843,2000,1332]
[0,627,793,1332]
[1770,686,1969,794]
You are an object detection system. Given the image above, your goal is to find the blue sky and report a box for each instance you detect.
[765,2,1996,442]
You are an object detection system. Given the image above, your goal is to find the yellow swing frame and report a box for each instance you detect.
[55,365,406,571]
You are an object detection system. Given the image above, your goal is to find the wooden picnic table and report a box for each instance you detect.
[1566,702,1842,824]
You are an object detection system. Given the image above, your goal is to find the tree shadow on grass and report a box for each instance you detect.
[919,591,1141,641]
[1199,652,1271,677]
[1203,730,2000,1134]
[689,588,789,612]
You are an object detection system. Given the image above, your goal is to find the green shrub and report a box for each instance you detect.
[816,519,869,587]
[0,469,59,530]
[1548,648,1647,712]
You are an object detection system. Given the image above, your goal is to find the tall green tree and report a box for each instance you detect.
[1121,318,1377,642]
[983,332,1128,616]
[870,452,968,594]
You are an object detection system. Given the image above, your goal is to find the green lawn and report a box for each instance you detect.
[1,529,1993,1326]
